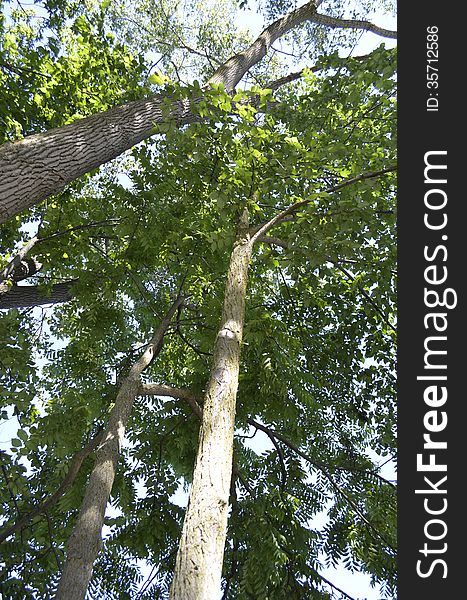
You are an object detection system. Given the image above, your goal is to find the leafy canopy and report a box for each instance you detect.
[0,1,397,598]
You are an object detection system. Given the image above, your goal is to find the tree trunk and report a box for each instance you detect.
[54,295,184,600]
[0,281,75,310]
[0,1,320,224]
[208,0,319,91]
[169,209,252,600]
[0,96,198,224]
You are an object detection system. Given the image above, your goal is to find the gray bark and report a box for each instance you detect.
[311,12,397,38]
[54,295,184,600]
[207,1,319,91]
[0,2,321,224]
[0,96,197,224]
[169,209,253,600]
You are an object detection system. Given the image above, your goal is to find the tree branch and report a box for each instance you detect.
[0,281,76,310]
[316,571,357,600]
[38,218,122,244]
[137,384,395,490]
[0,219,122,309]
[174,305,213,357]
[247,417,395,489]
[250,166,396,243]
[0,458,21,521]
[311,12,397,39]
[0,431,104,544]
[329,259,396,334]
[247,419,396,553]
[207,1,322,91]
[261,425,287,488]
[139,383,203,420]
[256,235,396,335]
[265,53,371,91]
[0,59,53,79]
[45,511,63,572]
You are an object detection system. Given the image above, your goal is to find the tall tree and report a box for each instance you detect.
[55,294,185,600]
[0,0,396,223]
[170,206,253,598]
[0,1,397,599]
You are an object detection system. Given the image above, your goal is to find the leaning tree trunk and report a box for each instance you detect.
[169,209,252,600]
[54,295,184,600]
[0,1,320,224]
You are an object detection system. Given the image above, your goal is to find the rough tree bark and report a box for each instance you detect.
[169,208,253,600]
[0,281,75,309]
[54,294,184,600]
[0,1,322,224]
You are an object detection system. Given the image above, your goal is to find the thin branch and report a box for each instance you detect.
[270,45,301,58]
[176,327,213,356]
[267,69,306,91]
[135,547,178,599]
[45,511,62,572]
[0,459,21,520]
[235,428,259,440]
[38,219,123,244]
[232,464,253,495]
[175,303,212,357]
[316,571,357,600]
[247,419,396,552]
[256,234,396,335]
[138,383,203,420]
[249,417,395,489]
[138,384,253,495]
[0,60,53,79]
[311,12,397,39]
[250,166,396,243]
[0,431,104,543]
[87,239,160,315]
[222,478,240,600]
[330,260,396,334]
[265,53,371,91]
[135,563,157,599]
[262,426,287,488]
[257,235,288,248]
